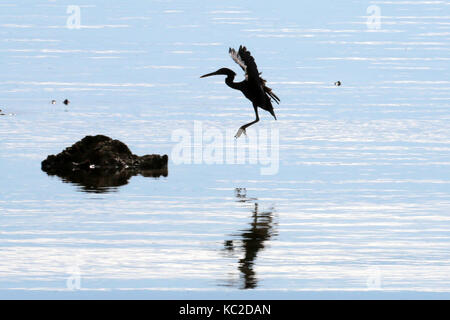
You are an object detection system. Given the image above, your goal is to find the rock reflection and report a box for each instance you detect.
[223,188,277,289]
[47,168,168,193]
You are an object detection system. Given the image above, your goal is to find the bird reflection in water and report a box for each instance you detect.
[222,188,277,289]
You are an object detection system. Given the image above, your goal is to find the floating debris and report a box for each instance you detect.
[0,109,14,116]
[63,99,70,105]
[334,81,341,86]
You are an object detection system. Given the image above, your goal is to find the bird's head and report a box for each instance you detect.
[200,68,236,78]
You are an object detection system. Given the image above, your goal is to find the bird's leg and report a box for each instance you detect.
[235,106,259,138]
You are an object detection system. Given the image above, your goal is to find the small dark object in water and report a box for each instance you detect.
[63,99,70,105]
[224,240,234,250]
[334,81,341,86]
[51,100,56,105]
[41,135,168,192]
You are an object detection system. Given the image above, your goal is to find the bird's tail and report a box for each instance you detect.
[263,96,277,120]
[270,109,277,120]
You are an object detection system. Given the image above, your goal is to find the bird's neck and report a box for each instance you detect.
[225,74,235,83]
[225,74,240,90]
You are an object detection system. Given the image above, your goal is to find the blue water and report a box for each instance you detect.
[1,0,449,299]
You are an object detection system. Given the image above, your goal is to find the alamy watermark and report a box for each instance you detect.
[66,5,81,29]
[366,266,382,290]
[366,5,381,30]
[66,257,82,290]
[171,121,279,175]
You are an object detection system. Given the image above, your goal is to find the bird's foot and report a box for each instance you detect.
[235,127,246,139]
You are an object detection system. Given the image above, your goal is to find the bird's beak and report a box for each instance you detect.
[200,71,220,78]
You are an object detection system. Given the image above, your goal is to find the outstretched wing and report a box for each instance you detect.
[229,45,280,104]
[229,45,260,82]
[229,47,247,76]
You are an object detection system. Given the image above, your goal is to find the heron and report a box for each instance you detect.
[200,46,280,138]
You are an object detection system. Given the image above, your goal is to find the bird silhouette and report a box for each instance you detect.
[201,46,280,138]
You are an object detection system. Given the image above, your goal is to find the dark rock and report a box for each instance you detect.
[42,135,168,192]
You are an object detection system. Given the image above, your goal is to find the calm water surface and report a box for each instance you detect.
[1,0,449,299]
